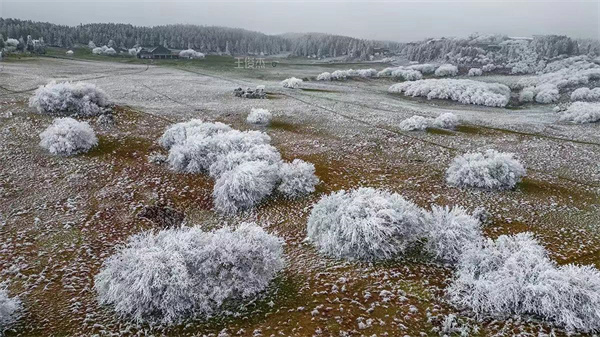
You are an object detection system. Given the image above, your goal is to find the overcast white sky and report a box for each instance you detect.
[1,0,598,42]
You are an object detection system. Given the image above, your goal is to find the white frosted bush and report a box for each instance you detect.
[392,69,423,81]
[377,67,398,77]
[558,102,600,124]
[179,49,205,59]
[519,87,535,102]
[246,108,272,125]
[0,285,21,330]
[95,223,284,325]
[399,115,430,131]
[571,87,600,101]
[212,161,279,214]
[66,50,74,55]
[407,63,436,74]
[432,112,459,129]
[446,150,526,190]
[28,81,110,116]
[448,232,600,332]
[281,77,303,89]
[208,144,281,178]
[467,68,482,77]
[330,70,347,80]
[535,84,560,104]
[389,79,511,107]
[357,68,377,78]
[92,45,116,55]
[423,206,483,264]
[128,48,139,56]
[316,72,332,81]
[435,64,459,77]
[482,64,497,72]
[39,117,98,156]
[306,187,424,261]
[277,159,319,198]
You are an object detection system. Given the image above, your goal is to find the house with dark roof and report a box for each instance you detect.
[137,46,178,59]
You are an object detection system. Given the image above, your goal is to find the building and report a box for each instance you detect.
[137,46,178,59]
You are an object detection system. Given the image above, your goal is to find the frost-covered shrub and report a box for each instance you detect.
[519,87,535,102]
[208,144,281,179]
[92,45,116,55]
[0,285,21,330]
[357,68,377,78]
[28,81,110,116]
[95,223,285,325]
[482,64,498,72]
[558,102,600,124]
[277,159,319,198]
[571,87,600,101]
[467,68,482,77]
[39,118,98,156]
[306,187,424,261]
[212,161,279,214]
[316,72,331,81]
[448,232,600,332]
[389,79,511,107]
[534,84,560,104]
[423,206,482,264]
[432,112,459,129]
[391,69,423,81]
[66,50,74,55]
[407,63,436,74]
[158,119,232,151]
[330,70,347,80]
[399,115,430,131]
[246,108,272,125]
[434,64,459,77]
[281,77,303,89]
[179,49,205,59]
[446,150,526,190]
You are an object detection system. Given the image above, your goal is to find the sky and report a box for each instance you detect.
[1,0,598,42]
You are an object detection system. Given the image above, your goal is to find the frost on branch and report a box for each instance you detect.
[0,285,21,330]
[446,150,526,190]
[277,159,319,199]
[28,81,110,116]
[448,233,600,332]
[558,102,600,124]
[422,206,483,264]
[39,118,98,156]
[571,87,600,101]
[281,77,303,88]
[399,115,430,131]
[434,64,459,77]
[94,223,285,325]
[389,79,511,107]
[246,108,272,125]
[178,49,205,59]
[467,68,482,77]
[406,63,436,74]
[432,112,459,129]
[306,187,424,261]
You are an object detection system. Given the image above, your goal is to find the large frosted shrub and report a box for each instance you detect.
[246,108,272,125]
[432,112,459,129]
[158,119,231,150]
[208,145,281,179]
[306,188,424,261]
[448,233,600,332]
[39,118,98,156]
[467,68,482,77]
[178,49,205,59]
[389,79,511,107]
[558,102,600,124]
[434,64,459,77]
[28,81,110,116]
[446,150,526,190]
[92,45,116,55]
[95,223,285,325]
[422,206,483,264]
[392,69,423,81]
[407,63,436,74]
[0,285,21,330]
[571,87,600,101]
[316,72,332,81]
[534,84,560,103]
[281,77,303,89]
[399,115,430,131]
[277,159,319,198]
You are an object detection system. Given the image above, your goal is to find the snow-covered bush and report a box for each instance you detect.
[316,72,332,81]
[519,87,535,102]
[28,81,110,116]
[482,64,497,72]
[246,108,272,125]
[330,70,347,80]
[432,112,459,129]
[467,68,482,77]
[306,187,424,261]
[446,150,525,190]
[92,45,116,55]
[434,64,459,77]
[357,68,377,78]
[66,50,74,55]
[158,119,232,151]
[571,87,600,101]
[423,206,482,264]
[281,77,303,89]
[534,84,560,104]
[0,285,21,330]
[178,49,205,59]
[277,159,319,198]
[448,232,600,332]
[208,145,281,179]
[407,63,436,74]
[389,79,511,107]
[212,161,279,214]
[95,223,285,325]
[558,102,600,124]
[39,118,98,156]
[391,69,423,81]
[399,115,430,131]
[128,48,139,56]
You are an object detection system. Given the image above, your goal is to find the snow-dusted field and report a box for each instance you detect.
[1,57,599,336]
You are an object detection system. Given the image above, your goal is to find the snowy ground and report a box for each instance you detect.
[1,57,599,336]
